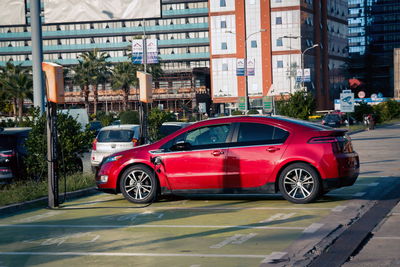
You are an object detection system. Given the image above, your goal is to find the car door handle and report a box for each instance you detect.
[211,150,224,156]
[267,147,280,152]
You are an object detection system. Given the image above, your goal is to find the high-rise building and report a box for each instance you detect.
[0,0,211,113]
[209,0,348,111]
[348,0,400,97]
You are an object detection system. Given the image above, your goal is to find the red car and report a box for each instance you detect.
[96,116,359,204]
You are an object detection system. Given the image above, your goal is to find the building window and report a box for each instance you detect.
[221,42,227,50]
[251,40,257,48]
[221,20,227,28]
[276,38,283,46]
[222,63,228,71]
[276,17,282,25]
[220,0,226,7]
[277,60,284,68]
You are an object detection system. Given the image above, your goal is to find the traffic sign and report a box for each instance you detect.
[340,91,354,113]
[358,91,365,98]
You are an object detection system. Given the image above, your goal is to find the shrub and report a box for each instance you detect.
[352,102,374,123]
[276,90,316,120]
[148,108,176,141]
[232,110,243,116]
[247,109,259,115]
[96,111,114,126]
[24,108,93,180]
[119,110,140,124]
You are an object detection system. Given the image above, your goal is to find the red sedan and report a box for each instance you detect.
[96,116,359,204]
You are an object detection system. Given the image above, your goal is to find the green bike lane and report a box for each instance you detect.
[0,176,390,267]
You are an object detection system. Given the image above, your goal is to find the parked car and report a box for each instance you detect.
[322,113,355,127]
[95,116,360,204]
[91,124,140,172]
[0,127,30,184]
[159,122,192,138]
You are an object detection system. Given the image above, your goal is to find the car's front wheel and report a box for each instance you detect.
[278,163,321,204]
[120,165,158,204]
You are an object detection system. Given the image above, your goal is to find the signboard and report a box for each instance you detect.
[262,96,273,112]
[238,97,246,111]
[137,71,153,103]
[303,68,310,82]
[246,58,255,76]
[145,39,159,64]
[340,91,354,113]
[198,102,206,113]
[236,59,245,76]
[132,39,158,64]
[132,40,144,64]
[0,0,25,25]
[43,0,161,23]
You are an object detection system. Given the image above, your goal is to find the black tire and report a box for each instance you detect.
[278,163,321,204]
[120,165,158,204]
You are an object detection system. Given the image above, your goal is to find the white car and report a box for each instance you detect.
[91,124,140,171]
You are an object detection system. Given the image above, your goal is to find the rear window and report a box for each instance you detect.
[97,130,135,142]
[0,135,17,150]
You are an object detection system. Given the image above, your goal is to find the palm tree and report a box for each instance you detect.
[0,62,33,118]
[71,60,91,110]
[111,62,139,111]
[79,49,110,114]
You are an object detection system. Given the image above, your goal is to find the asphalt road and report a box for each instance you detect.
[0,123,399,267]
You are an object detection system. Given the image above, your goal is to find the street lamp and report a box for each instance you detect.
[282,35,301,93]
[301,43,319,90]
[226,29,267,113]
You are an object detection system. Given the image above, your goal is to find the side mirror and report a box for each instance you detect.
[170,142,192,151]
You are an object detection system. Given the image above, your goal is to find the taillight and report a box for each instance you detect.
[132,138,138,147]
[308,137,338,144]
[92,139,97,150]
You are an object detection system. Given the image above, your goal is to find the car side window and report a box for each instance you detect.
[162,124,231,151]
[237,123,289,145]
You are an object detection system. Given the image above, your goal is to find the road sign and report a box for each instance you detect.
[358,91,365,98]
[340,91,354,113]
[371,93,378,100]
[303,68,311,82]
[263,96,273,112]
[238,97,246,111]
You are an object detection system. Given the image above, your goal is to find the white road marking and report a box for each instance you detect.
[14,211,65,223]
[259,213,296,223]
[261,252,288,263]
[0,251,269,259]
[368,182,379,187]
[102,212,164,222]
[332,206,347,212]
[374,236,400,240]
[0,224,306,230]
[147,206,338,211]
[210,233,257,249]
[303,223,323,233]
[23,232,100,246]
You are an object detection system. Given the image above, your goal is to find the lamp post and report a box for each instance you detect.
[301,44,319,90]
[282,35,301,93]
[226,29,267,113]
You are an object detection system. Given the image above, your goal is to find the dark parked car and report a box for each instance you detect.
[0,127,30,184]
[322,113,355,127]
[96,116,359,204]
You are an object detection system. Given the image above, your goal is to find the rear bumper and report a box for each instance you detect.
[322,172,359,190]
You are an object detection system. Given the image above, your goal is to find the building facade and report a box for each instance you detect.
[209,0,348,111]
[348,0,400,97]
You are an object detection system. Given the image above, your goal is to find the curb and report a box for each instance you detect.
[0,187,98,215]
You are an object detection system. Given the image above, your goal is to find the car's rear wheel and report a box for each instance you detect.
[120,165,158,204]
[278,163,321,204]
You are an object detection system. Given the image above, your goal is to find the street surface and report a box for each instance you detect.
[0,123,399,267]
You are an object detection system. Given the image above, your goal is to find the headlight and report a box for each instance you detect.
[103,155,123,164]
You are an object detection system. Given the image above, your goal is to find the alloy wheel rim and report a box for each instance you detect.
[124,170,152,200]
[283,168,314,199]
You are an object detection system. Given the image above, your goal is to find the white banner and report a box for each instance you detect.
[0,0,25,25]
[44,0,161,23]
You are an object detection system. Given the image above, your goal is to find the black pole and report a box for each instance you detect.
[47,102,58,208]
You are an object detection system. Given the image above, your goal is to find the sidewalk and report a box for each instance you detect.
[343,201,400,267]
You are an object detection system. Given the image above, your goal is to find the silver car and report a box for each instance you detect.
[91,124,140,171]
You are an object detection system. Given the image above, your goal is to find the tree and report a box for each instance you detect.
[148,108,176,141]
[0,62,33,118]
[79,49,111,114]
[71,60,91,111]
[111,62,139,111]
[276,90,316,120]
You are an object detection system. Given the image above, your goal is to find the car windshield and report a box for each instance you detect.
[0,135,17,150]
[97,130,135,142]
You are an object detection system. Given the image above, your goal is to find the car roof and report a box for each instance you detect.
[99,124,139,131]
[0,127,31,135]
[161,122,191,126]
